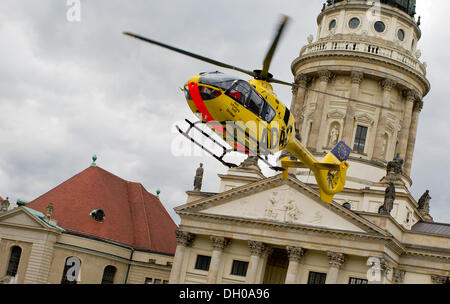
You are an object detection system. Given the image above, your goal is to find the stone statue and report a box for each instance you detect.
[46,203,54,220]
[329,125,339,146]
[1,197,10,212]
[379,182,395,215]
[193,163,204,192]
[418,190,431,213]
[387,153,403,175]
[307,35,314,44]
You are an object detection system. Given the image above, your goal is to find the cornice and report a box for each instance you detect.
[291,52,430,95]
[177,209,388,241]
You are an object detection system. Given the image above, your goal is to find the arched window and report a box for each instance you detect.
[6,246,22,277]
[61,256,81,284]
[101,265,117,284]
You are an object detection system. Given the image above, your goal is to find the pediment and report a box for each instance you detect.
[354,113,374,125]
[177,176,385,235]
[0,207,53,230]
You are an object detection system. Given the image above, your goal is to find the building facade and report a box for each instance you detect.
[0,160,177,284]
[169,1,450,284]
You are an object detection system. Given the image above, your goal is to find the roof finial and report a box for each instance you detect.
[156,189,161,198]
[91,154,97,167]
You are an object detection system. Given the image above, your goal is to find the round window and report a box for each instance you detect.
[349,18,360,29]
[374,21,386,33]
[397,29,405,41]
[329,19,337,31]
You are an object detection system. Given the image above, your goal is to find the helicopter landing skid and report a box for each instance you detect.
[176,119,285,172]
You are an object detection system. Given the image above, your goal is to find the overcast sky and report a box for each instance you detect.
[0,0,449,224]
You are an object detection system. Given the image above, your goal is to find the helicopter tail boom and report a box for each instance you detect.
[282,139,351,203]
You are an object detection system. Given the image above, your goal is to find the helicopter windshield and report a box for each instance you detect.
[199,72,238,91]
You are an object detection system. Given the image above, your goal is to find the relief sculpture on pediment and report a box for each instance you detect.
[264,190,303,223]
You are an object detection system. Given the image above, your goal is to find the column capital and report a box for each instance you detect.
[414,100,424,112]
[291,86,298,95]
[351,71,364,84]
[210,236,230,250]
[286,246,305,262]
[248,241,266,257]
[431,275,448,284]
[380,258,393,276]
[381,79,397,91]
[295,73,310,86]
[392,269,406,284]
[318,70,333,82]
[327,251,345,268]
[175,230,195,247]
[404,89,420,101]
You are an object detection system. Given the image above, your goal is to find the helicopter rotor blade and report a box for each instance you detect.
[123,32,257,78]
[261,15,290,79]
[268,77,295,87]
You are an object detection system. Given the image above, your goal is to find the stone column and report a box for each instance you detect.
[291,74,310,134]
[325,251,345,284]
[169,231,195,284]
[397,90,417,160]
[246,241,266,284]
[342,71,364,144]
[285,246,305,284]
[392,269,406,284]
[307,70,333,151]
[373,79,397,161]
[206,236,229,284]
[404,100,423,176]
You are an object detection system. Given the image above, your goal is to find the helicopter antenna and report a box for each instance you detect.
[259,15,290,80]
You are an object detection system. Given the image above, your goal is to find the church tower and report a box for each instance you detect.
[290,0,431,227]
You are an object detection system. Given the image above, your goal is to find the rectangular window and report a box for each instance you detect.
[194,255,211,271]
[163,280,169,284]
[307,271,327,284]
[353,125,368,154]
[349,277,368,284]
[153,279,161,284]
[230,260,249,277]
[145,278,153,284]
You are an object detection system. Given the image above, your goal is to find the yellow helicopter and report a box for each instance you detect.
[124,16,352,203]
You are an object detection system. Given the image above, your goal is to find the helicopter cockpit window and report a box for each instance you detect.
[199,73,237,91]
[262,104,276,122]
[226,80,252,106]
[247,91,265,117]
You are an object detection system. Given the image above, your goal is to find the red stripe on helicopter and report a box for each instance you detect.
[188,81,249,154]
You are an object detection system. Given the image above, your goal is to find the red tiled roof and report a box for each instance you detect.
[27,166,178,255]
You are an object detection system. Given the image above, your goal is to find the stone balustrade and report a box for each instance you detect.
[300,40,426,76]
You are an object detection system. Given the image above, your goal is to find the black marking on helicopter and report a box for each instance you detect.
[283,107,291,126]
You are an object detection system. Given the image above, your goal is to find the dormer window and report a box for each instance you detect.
[90,209,106,222]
